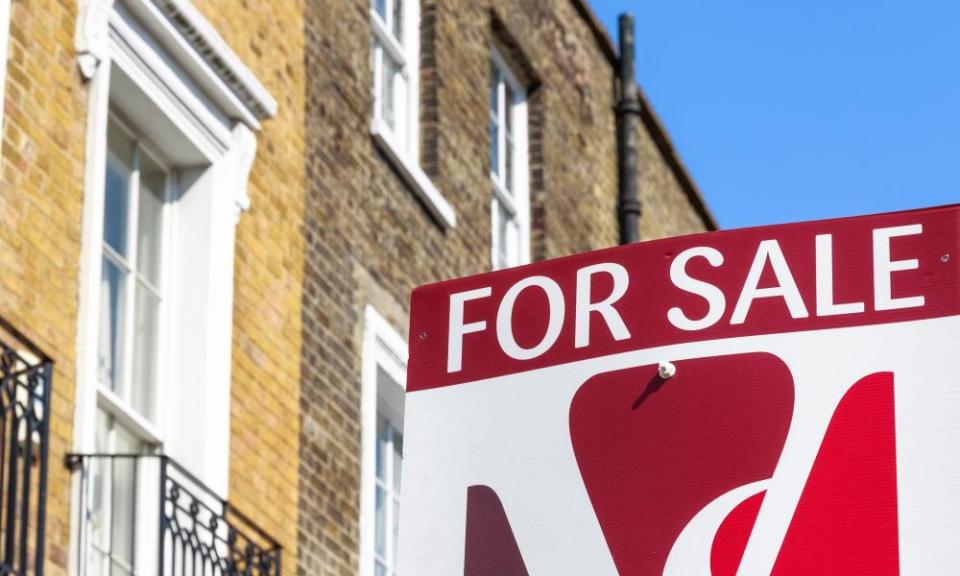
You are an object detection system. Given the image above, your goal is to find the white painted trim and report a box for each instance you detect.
[369,0,457,227]
[72,0,264,511]
[492,178,519,216]
[70,52,114,576]
[371,9,407,69]
[145,0,276,118]
[77,0,276,126]
[229,123,257,218]
[97,387,164,445]
[515,95,530,263]
[359,305,408,576]
[107,16,258,217]
[370,0,418,153]
[490,45,523,98]
[108,7,231,156]
[76,0,113,80]
[67,2,265,567]
[490,45,530,270]
[371,118,456,228]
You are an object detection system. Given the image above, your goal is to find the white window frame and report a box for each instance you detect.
[359,305,408,576]
[95,112,173,447]
[368,0,455,228]
[489,46,530,270]
[370,0,416,158]
[82,111,173,576]
[71,0,276,573]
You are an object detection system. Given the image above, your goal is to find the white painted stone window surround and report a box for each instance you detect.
[369,0,455,228]
[359,306,408,576]
[72,0,276,547]
[489,45,530,270]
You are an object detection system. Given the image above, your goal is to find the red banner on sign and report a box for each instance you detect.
[409,205,959,391]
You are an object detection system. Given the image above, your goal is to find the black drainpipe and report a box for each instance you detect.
[616,13,641,244]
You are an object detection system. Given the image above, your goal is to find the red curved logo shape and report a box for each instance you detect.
[569,355,899,575]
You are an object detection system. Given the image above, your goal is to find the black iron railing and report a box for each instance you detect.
[66,454,281,576]
[0,317,53,576]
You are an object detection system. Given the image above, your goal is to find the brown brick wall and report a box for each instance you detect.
[636,105,713,240]
[298,1,712,575]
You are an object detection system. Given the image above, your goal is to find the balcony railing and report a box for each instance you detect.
[0,317,53,576]
[66,454,281,576]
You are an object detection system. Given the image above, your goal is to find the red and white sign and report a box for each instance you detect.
[398,205,960,576]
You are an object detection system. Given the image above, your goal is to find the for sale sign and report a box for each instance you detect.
[398,205,960,576]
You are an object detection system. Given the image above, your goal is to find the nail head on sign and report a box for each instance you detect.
[658,360,676,380]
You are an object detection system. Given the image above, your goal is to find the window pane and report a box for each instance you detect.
[395,72,407,138]
[391,497,401,567]
[137,151,166,286]
[95,409,110,452]
[392,0,403,42]
[495,202,519,269]
[131,284,159,422]
[111,426,142,572]
[90,413,110,553]
[489,117,499,177]
[98,257,125,392]
[375,562,387,576]
[88,547,107,576]
[377,415,389,481]
[495,202,509,269]
[104,122,134,257]
[373,0,386,21]
[505,84,515,136]
[392,428,403,491]
[89,414,148,576]
[381,51,399,131]
[375,486,387,556]
[505,139,515,193]
[115,422,143,452]
[509,219,521,266]
[489,65,498,114]
[110,458,136,567]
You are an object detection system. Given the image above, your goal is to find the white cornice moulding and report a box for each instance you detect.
[76,0,277,127]
[150,0,277,120]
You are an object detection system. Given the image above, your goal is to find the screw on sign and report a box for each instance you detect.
[398,205,960,576]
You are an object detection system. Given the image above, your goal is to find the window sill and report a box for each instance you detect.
[370,119,456,228]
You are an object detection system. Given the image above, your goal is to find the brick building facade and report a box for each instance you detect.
[298,1,713,575]
[0,0,713,575]
[1,0,303,572]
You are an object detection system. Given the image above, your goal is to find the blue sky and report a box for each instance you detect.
[590,0,959,229]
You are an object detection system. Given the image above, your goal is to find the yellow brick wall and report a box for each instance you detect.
[1,0,305,572]
[190,0,305,570]
[1,0,86,570]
